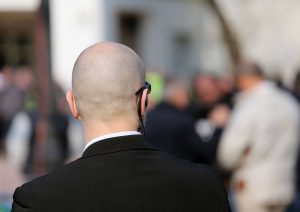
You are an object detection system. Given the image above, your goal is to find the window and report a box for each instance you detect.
[118,12,143,54]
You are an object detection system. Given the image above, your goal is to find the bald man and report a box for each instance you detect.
[12,42,231,212]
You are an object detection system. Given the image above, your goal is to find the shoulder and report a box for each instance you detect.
[160,154,230,210]
[12,158,83,211]
[156,151,223,183]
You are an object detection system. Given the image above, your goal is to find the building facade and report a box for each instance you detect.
[49,0,230,89]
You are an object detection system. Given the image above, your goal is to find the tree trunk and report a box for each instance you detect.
[205,0,241,69]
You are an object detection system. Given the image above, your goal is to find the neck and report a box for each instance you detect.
[241,78,263,91]
[82,118,138,143]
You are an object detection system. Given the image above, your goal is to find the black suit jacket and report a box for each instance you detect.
[146,102,222,164]
[12,135,230,212]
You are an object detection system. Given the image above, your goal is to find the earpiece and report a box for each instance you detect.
[135,81,151,117]
[135,81,151,135]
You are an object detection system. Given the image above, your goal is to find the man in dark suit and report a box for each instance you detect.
[12,42,231,211]
[146,77,223,164]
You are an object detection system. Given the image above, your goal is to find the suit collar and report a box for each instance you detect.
[84,131,141,151]
[81,135,156,158]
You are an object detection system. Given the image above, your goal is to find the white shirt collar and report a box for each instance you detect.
[84,131,141,151]
[235,80,274,103]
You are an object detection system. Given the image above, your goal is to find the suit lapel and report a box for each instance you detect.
[81,135,156,159]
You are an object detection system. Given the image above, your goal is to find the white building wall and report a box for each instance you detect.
[0,0,39,11]
[5,0,300,87]
[105,0,230,75]
[50,0,230,89]
[50,0,107,90]
[218,0,300,85]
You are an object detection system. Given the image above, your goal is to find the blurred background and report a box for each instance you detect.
[0,0,299,211]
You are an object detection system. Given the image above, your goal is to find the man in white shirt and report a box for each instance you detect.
[12,42,231,212]
[217,61,300,212]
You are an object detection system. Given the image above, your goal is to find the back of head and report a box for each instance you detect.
[72,42,145,123]
[236,61,264,78]
[163,76,190,109]
[193,73,222,106]
[235,61,264,91]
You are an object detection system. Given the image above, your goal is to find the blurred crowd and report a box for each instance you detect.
[0,61,300,212]
[0,65,83,210]
[145,62,300,212]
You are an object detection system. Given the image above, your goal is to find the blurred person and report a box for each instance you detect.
[0,152,25,211]
[0,66,13,145]
[0,66,29,210]
[217,75,235,108]
[12,42,231,212]
[146,77,208,163]
[0,150,25,211]
[190,74,223,119]
[293,71,300,102]
[0,66,14,91]
[0,67,26,208]
[42,83,70,171]
[5,111,31,170]
[0,69,5,91]
[188,73,232,164]
[288,71,300,212]
[5,71,37,171]
[217,61,300,212]
[0,67,33,144]
[18,82,71,175]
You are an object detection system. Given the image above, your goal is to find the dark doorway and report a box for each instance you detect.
[118,12,143,54]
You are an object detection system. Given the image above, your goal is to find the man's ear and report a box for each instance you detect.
[66,90,80,119]
[140,89,149,116]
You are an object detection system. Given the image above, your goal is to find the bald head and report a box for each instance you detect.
[72,42,145,122]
